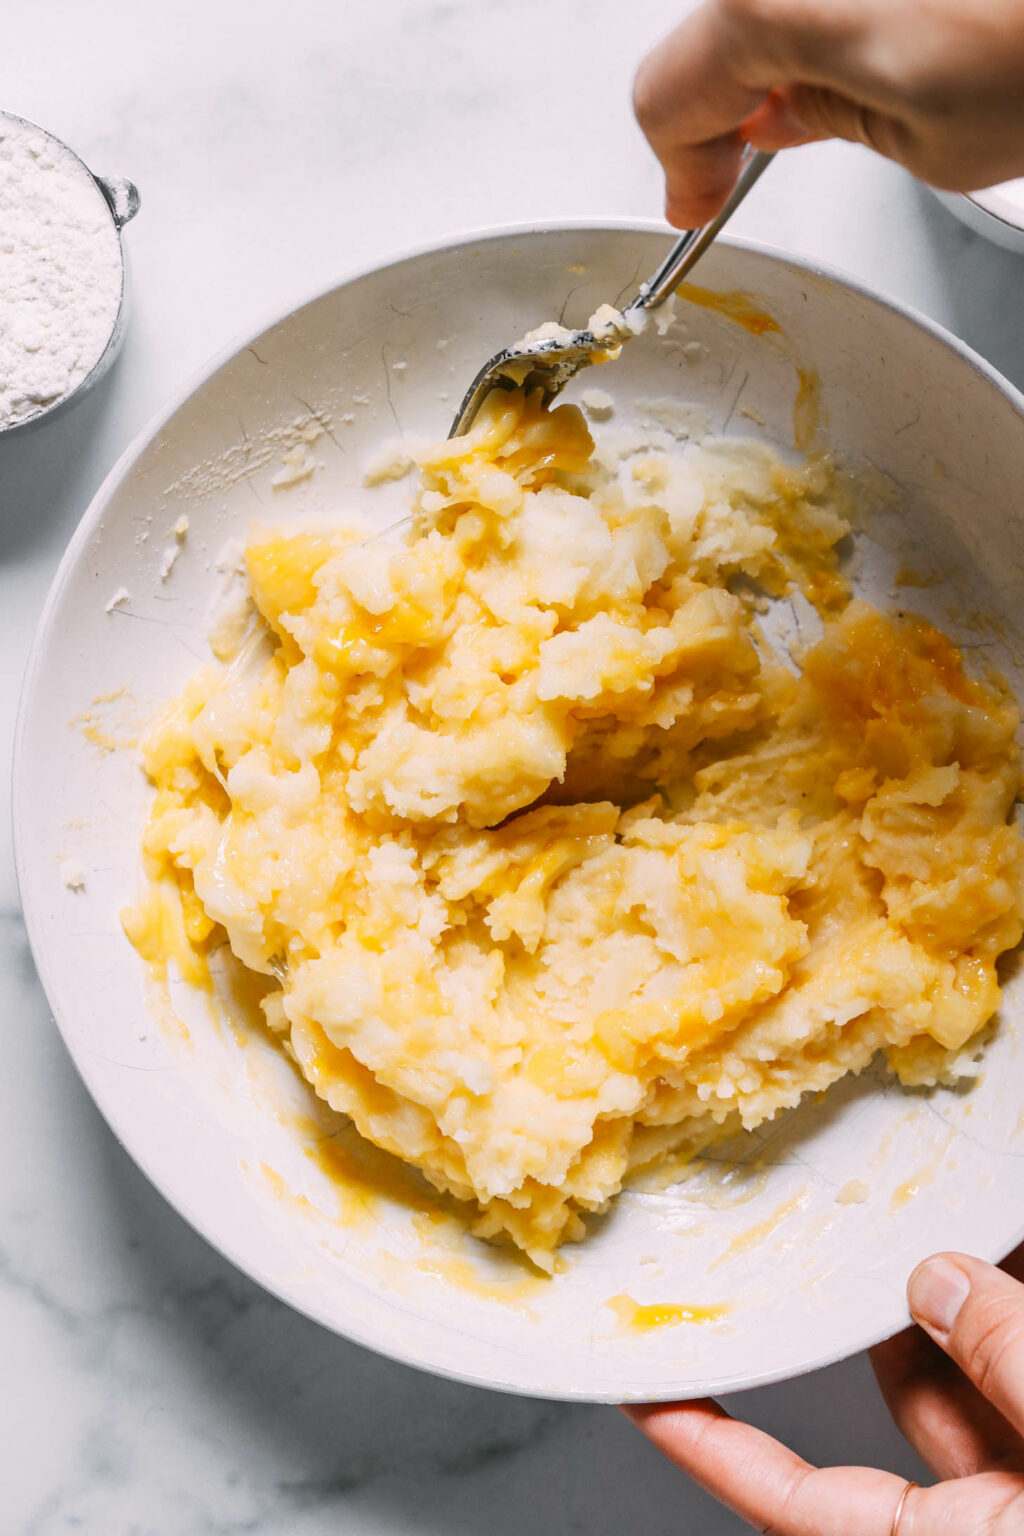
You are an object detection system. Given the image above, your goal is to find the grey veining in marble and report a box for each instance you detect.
[4,0,1023,1529]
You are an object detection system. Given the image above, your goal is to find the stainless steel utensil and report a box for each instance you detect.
[449,148,774,438]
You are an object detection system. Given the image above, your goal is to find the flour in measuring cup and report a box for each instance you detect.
[0,117,123,427]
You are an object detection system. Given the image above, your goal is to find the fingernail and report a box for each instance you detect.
[908,1257,971,1334]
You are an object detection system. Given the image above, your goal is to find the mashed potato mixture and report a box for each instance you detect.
[125,389,1024,1270]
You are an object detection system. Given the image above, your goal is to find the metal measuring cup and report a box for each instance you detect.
[0,109,140,438]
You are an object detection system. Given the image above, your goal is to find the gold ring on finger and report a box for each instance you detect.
[890,1479,918,1536]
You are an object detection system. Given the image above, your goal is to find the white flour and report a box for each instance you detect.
[0,117,123,427]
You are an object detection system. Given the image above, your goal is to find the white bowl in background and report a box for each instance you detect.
[933,180,1024,256]
[15,224,1024,1401]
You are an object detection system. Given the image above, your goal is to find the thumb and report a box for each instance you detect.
[909,1252,1024,1437]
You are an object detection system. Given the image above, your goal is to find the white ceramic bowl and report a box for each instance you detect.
[16,224,1024,1402]
[933,182,1024,256]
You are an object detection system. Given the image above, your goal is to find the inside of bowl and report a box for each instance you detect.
[19,229,1024,1400]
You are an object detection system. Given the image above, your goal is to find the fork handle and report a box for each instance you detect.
[629,148,775,312]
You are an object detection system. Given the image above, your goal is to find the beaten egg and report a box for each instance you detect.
[124,387,1024,1270]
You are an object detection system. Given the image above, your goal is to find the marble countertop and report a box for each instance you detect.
[4,1,1024,1530]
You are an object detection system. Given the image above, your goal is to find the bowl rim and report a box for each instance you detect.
[967,183,1024,234]
[15,219,1024,1401]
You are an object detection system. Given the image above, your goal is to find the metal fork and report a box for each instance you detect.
[448,149,774,439]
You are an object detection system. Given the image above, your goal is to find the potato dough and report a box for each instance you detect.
[125,389,1024,1269]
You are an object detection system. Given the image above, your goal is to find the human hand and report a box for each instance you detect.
[623,1246,1024,1533]
[633,0,1024,226]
